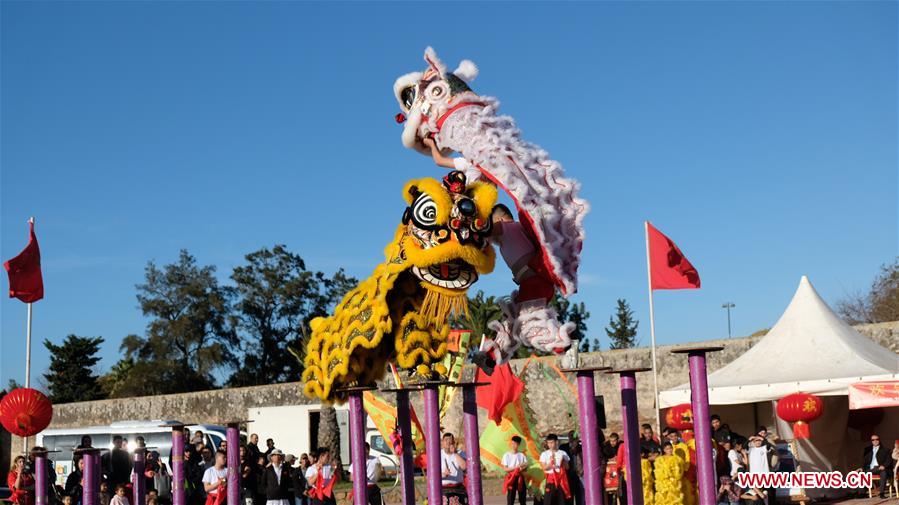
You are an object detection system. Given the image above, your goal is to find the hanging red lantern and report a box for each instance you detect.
[0,388,53,437]
[665,403,694,431]
[776,392,823,439]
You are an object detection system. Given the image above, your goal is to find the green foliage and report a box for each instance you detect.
[606,298,639,350]
[228,245,356,386]
[42,335,105,403]
[837,257,899,324]
[455,291,503,343]
[551,294,593,352]
[117,250,236,395]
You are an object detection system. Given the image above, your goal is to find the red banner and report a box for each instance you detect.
[848,381,899,410]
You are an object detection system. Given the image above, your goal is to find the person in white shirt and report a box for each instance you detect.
[304,448,336,505]
[502,436,528,505]
[440,433,467,504]
[746,436,770,502]
[539,434,569,505]
[348,442,382,505]
[201,451,228,505]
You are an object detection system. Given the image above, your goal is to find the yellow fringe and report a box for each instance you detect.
[419,287,469,327]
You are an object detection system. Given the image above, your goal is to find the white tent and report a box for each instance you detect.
[660,276,899,407]
[659,276,899,497]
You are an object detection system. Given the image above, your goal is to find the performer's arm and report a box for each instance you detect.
[422,138,456,169]
[455,454,466,471]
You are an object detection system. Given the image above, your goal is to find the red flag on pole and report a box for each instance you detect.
[646,222,700,290]
[4,220,44,303]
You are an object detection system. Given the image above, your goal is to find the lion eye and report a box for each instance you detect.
[401,86,416,110]
[411,194,438,227]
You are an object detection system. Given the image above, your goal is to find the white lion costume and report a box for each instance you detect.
[393,47,589,367]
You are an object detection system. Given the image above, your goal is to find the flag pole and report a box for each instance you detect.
[644,221,662,436]
[23,217,35,453]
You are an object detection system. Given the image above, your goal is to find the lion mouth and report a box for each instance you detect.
[412,260,478,290]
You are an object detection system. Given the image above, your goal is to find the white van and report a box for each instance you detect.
[36,420,233,487]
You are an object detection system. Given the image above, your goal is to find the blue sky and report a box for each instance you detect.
[2,1,896,389]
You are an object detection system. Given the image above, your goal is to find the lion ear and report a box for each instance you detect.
[424,46,447,75]
[453,60,478,83]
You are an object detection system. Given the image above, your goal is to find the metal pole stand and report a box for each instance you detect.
[224,421,249,505]
[422,381,450,505]
[162,423,188,505]
[340,387,376,505]
[75,448,102,505]
[671,346,724,505]
[32,448,57,505]
[606,368,652,505]
[446,382,488,505]
[561,366,611,505]
[381,386,425,505]
[133,447,147,505]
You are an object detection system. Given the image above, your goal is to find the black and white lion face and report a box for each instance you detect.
[393,47,479,155]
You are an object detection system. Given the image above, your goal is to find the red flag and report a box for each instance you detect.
[646,222,700,290]
[4,221,44,303]
[476,363,525,424]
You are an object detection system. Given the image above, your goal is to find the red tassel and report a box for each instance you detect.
[793,421,810,439]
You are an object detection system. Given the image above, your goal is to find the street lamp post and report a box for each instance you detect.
[721,302,735,338]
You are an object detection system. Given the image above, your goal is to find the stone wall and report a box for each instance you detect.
[4,321,897,463]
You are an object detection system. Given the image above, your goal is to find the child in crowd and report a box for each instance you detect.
[501,436,528,505]
[440,433,467,505]
[304,448,336,505]
[110,484,130,505]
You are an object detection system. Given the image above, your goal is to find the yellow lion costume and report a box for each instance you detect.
[303,171,498,402]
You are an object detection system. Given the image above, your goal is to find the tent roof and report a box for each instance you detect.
[660,276,899,407]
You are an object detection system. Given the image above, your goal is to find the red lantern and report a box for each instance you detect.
[0,388,53,437]
[665,403,694,431]
[776,392,823,439]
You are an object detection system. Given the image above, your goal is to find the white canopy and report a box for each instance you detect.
[660,276,899,407]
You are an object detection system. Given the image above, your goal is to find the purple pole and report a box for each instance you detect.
[395,390,416,505]
[35,452,47,505]
[227,424,240,505]
[462,385,483,505]
[576,371,603,505]
[83,450,99,505]
[133,449,147,505]
[171,427,185,505]
[423,385,442,505]
[348,391,368,505]
[688,351,716,505]
[619,372,643,505]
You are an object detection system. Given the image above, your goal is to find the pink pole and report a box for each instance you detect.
[423,384,442,505]
[227,424,240,505]
[618,371,644,505]
[575,370,604,505]
[133,449,146,505]
[348,391,368,505]
[35,452,47,505]
[392,389,417,505]
[462,384,483,505]
[170,426,186,505]
[672,346,723,505]
[82,450,99,505]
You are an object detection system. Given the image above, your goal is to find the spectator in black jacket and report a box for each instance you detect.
[262,450,292,505]
[602,433,622,459]
[65,457,85,505]
[239,446,257,505]
[289,456,308,505]
[862,434,893,499]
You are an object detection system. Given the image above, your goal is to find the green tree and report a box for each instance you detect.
[120,250,236,395]
[98,356,141,398]
[42,335,105,403]
[228,245,356,386]
[837,257,899,324]
[606,298,639,349]
[456,291,502,342]
[551,294,593,351]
